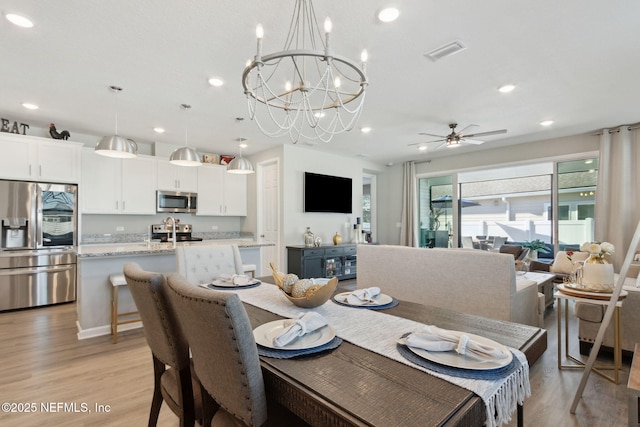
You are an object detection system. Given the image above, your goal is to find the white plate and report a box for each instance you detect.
[210,278,261,288]
[334,291,393,306]
[253,320,335,350]
[406,332,513,370]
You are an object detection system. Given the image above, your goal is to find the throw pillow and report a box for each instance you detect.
[549,251,589,274]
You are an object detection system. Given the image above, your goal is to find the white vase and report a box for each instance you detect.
[581,260,614,291]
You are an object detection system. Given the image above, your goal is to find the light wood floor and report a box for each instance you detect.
[0,299,631,426]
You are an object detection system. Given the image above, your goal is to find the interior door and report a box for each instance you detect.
[258,159,280,276]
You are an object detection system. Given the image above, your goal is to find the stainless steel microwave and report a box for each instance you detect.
[156,191,197,213]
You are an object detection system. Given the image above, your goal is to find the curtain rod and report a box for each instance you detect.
[592,122,640,136]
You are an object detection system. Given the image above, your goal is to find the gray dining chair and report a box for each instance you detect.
[166,272,299,426]
[175,244,243,286]
[123,263,202,427]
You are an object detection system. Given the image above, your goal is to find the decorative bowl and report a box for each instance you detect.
[270,262,338,308]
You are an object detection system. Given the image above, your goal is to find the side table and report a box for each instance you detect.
[520,271,556,309]
[555,285,628,384]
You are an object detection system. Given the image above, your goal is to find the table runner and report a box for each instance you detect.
[234,283,530,427]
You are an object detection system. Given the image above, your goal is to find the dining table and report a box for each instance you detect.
[236,277,547,427]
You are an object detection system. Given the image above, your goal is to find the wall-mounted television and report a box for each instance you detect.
[304,172,352,213]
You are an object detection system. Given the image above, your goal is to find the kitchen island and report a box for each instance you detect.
[75,240,273,339]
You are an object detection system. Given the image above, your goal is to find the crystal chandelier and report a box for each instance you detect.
[242,0,368,143]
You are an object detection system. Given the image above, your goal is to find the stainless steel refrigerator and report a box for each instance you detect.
[0,180,77,311]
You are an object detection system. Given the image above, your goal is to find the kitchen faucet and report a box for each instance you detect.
[164,216,177,248]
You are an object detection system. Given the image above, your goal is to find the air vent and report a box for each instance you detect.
[424,40,467,62]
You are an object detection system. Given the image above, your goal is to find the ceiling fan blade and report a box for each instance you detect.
[465,129,507,138]
[418,132,446,138]
[408,138,444,146]
[433,142,448,150]
[461,138,484,145]
[456,124,479,135]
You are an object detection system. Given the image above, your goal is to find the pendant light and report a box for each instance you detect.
[227,139,254,174]
[169,104,201,167]
[95,86,137,158]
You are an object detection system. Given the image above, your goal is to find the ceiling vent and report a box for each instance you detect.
[424,40,467,62]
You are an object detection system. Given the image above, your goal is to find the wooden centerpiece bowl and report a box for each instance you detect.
[270,262,339,308]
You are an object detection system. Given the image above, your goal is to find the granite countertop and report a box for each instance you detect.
[76,239,274,258]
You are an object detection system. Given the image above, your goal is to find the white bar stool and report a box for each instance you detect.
[243,264,256,278]
[110,274,141,344]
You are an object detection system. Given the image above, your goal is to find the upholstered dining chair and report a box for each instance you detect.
[123,263,202,427]
[175,244,244,286]
[166,273,298,426]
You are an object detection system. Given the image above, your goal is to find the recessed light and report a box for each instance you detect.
[5,13,33,28]
[360,126,371,133]
[540,120,554,126]
[153,127,165,134]
[314,112,326,118]
[377,7,400,23]
[498,84,516,93]
[239,143,248,149]
[418,145,427,151]
[208,78,224,87]
[22,103,38,110]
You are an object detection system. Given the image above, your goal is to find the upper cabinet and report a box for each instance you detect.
[156,159,198,193]
[0,134,81,183]
[81,149,157,214]
[196,164,247,216]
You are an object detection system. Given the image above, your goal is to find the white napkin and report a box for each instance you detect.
[217,274,252,286]
[346,287,381,305]
[399,325,510,361]
[273,312,328,348]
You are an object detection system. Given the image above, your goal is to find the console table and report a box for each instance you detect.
[287,244,357,280]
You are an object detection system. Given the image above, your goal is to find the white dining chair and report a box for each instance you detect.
[175,244,243,286]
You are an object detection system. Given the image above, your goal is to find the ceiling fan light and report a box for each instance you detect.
[170,146,201,166]
[95,135,137,158]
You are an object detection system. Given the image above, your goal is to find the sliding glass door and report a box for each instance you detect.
[418,176,453,248]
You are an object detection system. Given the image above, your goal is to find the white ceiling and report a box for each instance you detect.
[1,0,639,165]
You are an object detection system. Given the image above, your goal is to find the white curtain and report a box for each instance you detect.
[399,161,418,247]
[594,126,640,270]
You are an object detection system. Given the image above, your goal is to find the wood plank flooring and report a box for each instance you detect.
[0,298,630,426]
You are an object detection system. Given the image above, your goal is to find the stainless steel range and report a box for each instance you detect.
[150,221,203,243]
[0,180,77,311]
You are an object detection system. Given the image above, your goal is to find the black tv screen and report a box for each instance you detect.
[304,172,352,213]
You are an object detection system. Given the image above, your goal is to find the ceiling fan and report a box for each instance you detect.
[409,123,507,150]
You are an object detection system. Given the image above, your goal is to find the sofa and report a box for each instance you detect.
[575,271,640,356]
[356,245,544,327]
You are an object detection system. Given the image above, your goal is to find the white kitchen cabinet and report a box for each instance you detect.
[0,134,81,183]
[81,149,157,214]
[156,159,198,192]
[196,164,247,216]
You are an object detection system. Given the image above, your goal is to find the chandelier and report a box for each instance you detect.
[242,0,368,143]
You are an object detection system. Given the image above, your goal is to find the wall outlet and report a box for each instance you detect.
[116,226,125,232]
[211,225,218,230]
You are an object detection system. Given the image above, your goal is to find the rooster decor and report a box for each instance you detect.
[49,123,70,140]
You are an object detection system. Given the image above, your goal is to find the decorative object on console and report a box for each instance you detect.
[169,104,201,167]
[304,227,314,248]
[95,86,138,158]
[314,236,322,247]
[241,0,368,143]
[333,232,342,245]
[49,123,70,140]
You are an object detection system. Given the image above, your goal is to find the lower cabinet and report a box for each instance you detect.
[286,244,357,280]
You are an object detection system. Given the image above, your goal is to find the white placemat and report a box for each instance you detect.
[233,283,530,427]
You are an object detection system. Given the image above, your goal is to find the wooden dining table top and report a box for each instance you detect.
[244,278,547,427]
